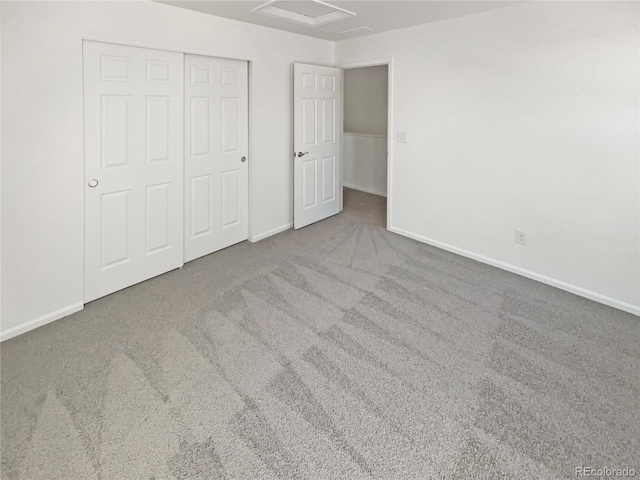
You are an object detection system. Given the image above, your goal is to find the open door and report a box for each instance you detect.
[293,63,342,229]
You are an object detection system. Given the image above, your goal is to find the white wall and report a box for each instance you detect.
[344,65,388,135]
[343,133,387,197]
[336,1,640,313]
[0,1,333,338]
[2,1,638,341]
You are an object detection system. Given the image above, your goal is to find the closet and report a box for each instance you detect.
[83,41,248,302]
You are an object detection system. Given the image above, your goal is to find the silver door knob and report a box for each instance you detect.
[88,179,99,188]
[297,152,309,157]
[241,156,246,162]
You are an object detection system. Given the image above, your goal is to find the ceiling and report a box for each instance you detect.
[157,1,523,41]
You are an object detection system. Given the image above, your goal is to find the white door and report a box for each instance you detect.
[184,54,249,262]
[83,41,184,302]
[293,63,342,229]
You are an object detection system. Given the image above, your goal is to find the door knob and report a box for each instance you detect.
[241,156,246,162]
[297,152,309,157]
[88,179,99,188]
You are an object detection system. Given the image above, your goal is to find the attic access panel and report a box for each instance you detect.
[252,0,356,27]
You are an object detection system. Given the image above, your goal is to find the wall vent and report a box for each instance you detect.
[252,0,356,27]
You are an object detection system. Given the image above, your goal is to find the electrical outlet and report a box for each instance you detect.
[397,132,408,143]
[516,229,527,245]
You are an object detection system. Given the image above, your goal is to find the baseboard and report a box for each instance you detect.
[343,132,387,140]
[1,302,84,342]
[343,183,387,198]
[389,226,640,316]
[250,222,293,243]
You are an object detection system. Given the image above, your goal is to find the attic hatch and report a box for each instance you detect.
[252,0,356,27]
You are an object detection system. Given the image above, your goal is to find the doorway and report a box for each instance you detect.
[341,62,391,227]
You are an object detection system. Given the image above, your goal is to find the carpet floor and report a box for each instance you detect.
[1,188,638,479]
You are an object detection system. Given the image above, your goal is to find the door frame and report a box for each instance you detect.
[81,36,254,302]
[336,57,394,230]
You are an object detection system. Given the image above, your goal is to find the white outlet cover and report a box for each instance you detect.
[397,132,408,143]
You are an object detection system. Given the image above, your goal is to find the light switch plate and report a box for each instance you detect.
[397,132,408,143]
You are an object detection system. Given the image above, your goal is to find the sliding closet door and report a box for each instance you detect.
[184,55,249,263]
[83,41,184,302]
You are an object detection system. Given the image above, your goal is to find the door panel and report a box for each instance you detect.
[101,95,131,168]
[303,99,317,145]
[302,160,317,208]
[184,55,248,262]
[190,98,211,156]
[322,156,336,202]
[221,170,240,227]
[100,55,131,81]
[190,175,213,238]
[146,60,171,84]
[84,41,183,302]
[146,97,170,162]
[190,65,211,86]
[221,97,239,152]
[145,183,171,254]
[322,99,335,143]
[101,190,132,269]
[222,98,239,153]
[294,63,342,229]
[322,75,335,91]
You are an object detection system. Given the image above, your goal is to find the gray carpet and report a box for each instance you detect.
[1,188,639,479]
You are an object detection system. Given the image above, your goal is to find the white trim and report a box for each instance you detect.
[344,132,387,139]
[343,183,386,198]
[247,61,255,243]
[337,57,391,69]
[340,69,344,213]
[338,56,393,230]
[1,302,84,342]
[389,226,640,316]
[386,58,394,230]
[81,35,253,62]
[250,222,293,243]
